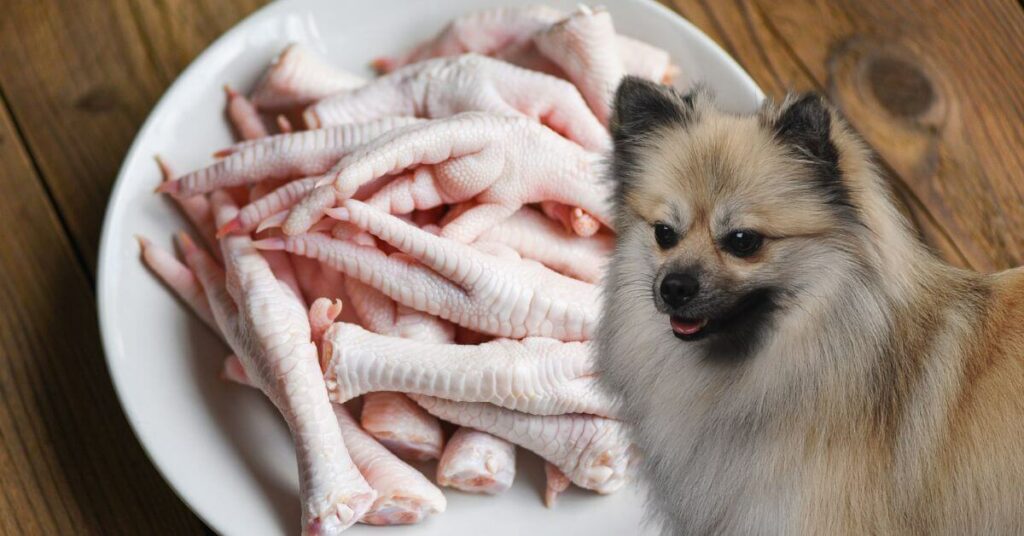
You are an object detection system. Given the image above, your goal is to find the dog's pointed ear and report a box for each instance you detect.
[772,93,847,205]
[772,93,840,173]
[610,76,696,145]
[607,78,699,200]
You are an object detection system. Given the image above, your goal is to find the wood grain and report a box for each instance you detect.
[667,0,819,98]
[753,0,1024,271]
[0,96,202,533]
[0,0,266,274]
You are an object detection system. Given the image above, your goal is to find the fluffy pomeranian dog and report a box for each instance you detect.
[596,77,1024,535]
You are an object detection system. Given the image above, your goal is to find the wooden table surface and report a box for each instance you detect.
[0,0,1021,533]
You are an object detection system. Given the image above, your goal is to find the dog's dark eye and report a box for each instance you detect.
[722,230,763,257]
[653,223,678,249]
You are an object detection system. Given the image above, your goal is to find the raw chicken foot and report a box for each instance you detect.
[373,6,563,72]
[221,357,447,525]
[305,54,608,152]
[344,279,449,460]
[320,323,611,416]
[437,427,516,494]
[289,112,611,241]
[183,193,375,534]
[359,391,445,462]
[160,117,421,198]
[251,43,366,112]
[334,406,446,525]
[476,207,611,284]
[533,5,623,125]
[154,156,219,255]
[376,5,675,83]
[261,200,600,340]
[411,396,633,494]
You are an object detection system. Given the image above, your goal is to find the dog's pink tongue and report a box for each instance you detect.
[671,317,707,335]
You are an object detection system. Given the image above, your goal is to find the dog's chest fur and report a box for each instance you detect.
[599,322,900,534]
[632,366,803,535]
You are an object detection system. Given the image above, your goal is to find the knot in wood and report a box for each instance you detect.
[74,85,118,113]
[866,55,934,119]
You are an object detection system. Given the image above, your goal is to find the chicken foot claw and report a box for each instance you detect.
[276,200,599,340]
[287,113,612,242]
[161,117,421,198]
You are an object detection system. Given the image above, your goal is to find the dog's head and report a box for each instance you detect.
[607,78,868,359]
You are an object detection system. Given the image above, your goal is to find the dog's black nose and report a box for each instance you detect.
[660,273,699,307]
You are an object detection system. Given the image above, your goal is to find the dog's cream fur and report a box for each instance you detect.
[596,79,1024,535]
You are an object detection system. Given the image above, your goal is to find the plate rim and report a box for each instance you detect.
[94,0,764,533]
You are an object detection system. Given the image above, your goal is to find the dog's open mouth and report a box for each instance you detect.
[670,316,709,340]
[665,288,781,349]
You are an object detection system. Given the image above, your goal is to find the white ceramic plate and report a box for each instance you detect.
[96,1,763,534]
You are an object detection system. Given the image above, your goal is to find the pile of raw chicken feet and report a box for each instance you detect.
[139,5,678,534]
